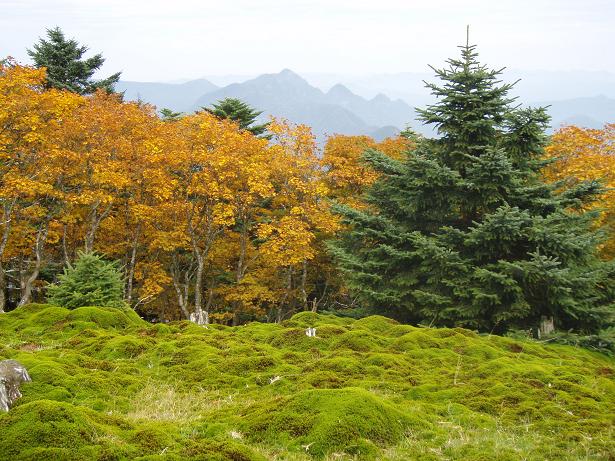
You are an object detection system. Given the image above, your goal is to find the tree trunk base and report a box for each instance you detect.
[539,316,555,337]
[189,308,209,326]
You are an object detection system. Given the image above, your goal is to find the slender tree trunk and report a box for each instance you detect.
[539,316,555,337]
[84,207,98,253]
[187,209,216,325]
[62,224,70,267]
[171,255,191,320]
[311,280,328,313]
[0,200,16,313]
[236,223,248,281]
[172,276,190,320]
[276,267,293,323]
[0,265,6,313]
[18,225,48,307]
[203,285,213,326]
[125,225,140,305]
[193,253,205,324]
[232,223,249,326]
[300,259,308,311]
[84,202,112,253]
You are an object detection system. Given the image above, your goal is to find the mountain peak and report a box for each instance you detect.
[274,68,306,82]
[247,69,312,89]
[371,93,391,104]
[327,83,355,98]
[240,69,312,91]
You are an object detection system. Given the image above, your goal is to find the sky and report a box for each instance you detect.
[1,0,614,82]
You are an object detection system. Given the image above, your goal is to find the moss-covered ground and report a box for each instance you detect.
[0,304,613,460]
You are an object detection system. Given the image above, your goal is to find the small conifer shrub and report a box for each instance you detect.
[47,253,125,309]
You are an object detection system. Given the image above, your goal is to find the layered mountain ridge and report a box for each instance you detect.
[117,69,415,141]
[117,69,615,143]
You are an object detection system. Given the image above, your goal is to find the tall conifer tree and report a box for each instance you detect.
[329,37,614,333]
[204,98,271,139]
[28,27,121,94]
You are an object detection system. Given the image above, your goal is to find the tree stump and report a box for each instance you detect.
[0,360,31,412]
[539,316,555,337]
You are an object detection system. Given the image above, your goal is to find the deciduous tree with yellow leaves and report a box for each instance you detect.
[544,124,615,258]
[0,61,414,324]
[322,134,414,208]
[0,61,80,311]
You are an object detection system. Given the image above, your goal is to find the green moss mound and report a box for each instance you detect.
[244,387,419,457]
[66,306,144,329]
[0,400,101,456]
[1,305,614,460]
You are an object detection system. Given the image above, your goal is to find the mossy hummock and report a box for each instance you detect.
[0,304,613,460]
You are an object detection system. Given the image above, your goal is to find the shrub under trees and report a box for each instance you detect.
[47,253,125,309]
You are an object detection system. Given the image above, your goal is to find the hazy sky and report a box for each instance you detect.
[1,0,614,81]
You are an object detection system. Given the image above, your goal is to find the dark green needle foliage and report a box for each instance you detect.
[329,39,615,333]
[159,108,183,121]
[27,27,121,94]
[204,97,271,139]
[47,253,125,309]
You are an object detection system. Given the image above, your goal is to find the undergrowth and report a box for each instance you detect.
[0,304,613,460]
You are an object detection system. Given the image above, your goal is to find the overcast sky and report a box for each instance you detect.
[1,0,614,82]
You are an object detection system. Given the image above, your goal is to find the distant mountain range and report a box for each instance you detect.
[191,69,413,141]
[116,69,615,142]
[537,95,615,130]
[118,70,414,141]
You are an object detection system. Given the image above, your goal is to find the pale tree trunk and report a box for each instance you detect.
[232,223,250,326]
[170,251,197,321]
[0,200,16,313]
[84,201,112,253]
[276,267,293,323]
[187,207,218,326]
[18,225,48,307]
[310,278,329,314]
[204,285,214,324]
[236,224,248,281]
[0,266,6,313]
[192,251,207,324]
[124,225,140,306]
[539,316,555,337]
[84,211,97,253]
[61,224,70,267]
[171,262,191,321]
[300,259,308,311]
[0,262,7,315]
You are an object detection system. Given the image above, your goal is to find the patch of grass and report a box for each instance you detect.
[0,304,614,460]
[127,381,236,422]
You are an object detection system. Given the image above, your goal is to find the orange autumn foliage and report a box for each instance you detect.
[0,61,415,323]
[322,134,413,208]
[544,124,615,258]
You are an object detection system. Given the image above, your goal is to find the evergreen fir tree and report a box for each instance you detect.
[47,253,125,309]
[159,108,183,121]
[204,98,271,139]
[329,38,615,334]
[27,27,121,94]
